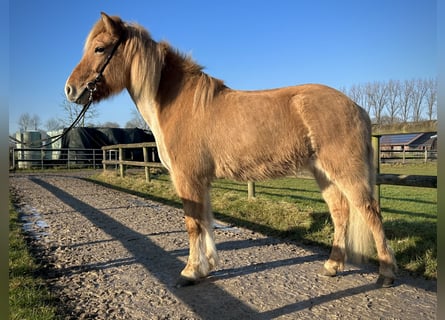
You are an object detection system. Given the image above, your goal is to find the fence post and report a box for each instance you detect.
[12,148,16,169]
[248,181,256,199]
[424,149,428,163]
[372,135,381,205]
[143,147,150,182]
[102,149,106,172]
[119,147,124,178]
[41,149,44,170]
[93,149,96,169]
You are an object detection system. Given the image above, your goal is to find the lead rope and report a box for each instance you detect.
[10,36,122,148]
[9,88,94,148]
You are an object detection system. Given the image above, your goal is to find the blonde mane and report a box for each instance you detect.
[121,21,226,109]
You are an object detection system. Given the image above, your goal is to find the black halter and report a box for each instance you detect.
[77,36,123,104]
[10,37,123,148]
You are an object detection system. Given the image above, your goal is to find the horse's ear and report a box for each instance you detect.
[100,12,121,36]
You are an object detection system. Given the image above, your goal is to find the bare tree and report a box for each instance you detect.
[18,112,32,132]
[30,114,41,130]
[385,79,401,124]
[425,77,437,121]
[365,81,388,124]
[397,80,414,123]
[59,93,99,127]
[100,121,120,128]
[17,112,41,131]
[348,84,370,113]
[342,78,435,124]
[125,109,151,131]
[45,118,64,131]
[410,78,428,122]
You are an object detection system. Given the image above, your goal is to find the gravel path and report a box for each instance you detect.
[9,172,436,319]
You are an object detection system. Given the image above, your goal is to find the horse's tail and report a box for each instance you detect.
[346,111,377,264]
[346,204,375,263]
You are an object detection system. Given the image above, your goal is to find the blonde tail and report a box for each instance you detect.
[346,205,375,263]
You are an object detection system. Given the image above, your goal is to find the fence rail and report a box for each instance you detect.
[102,142,163,182]
[380,149,437,163]
[10,148,103,170]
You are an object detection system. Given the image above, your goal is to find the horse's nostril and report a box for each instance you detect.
[65,84,73,100]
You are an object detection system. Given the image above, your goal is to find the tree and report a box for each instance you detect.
[100,121,120,128]
[17,112,41,131]
[45,118,64,131]
[425,77,437,121]
[125,109,150,131]
[365,81,388,124]
[398,79,414,123]
[59,93,99,127]
[385,79,401,124]
[30,114,41,130]
[17,112,32,131]
[410,78,428,122]
[343,78,436,124]
[348,84,369,113]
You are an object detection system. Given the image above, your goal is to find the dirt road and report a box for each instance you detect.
[9,172,436,319]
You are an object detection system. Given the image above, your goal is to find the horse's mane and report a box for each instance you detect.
[86,15,225,109]
[124,21,226,109]
[160,44,226,109]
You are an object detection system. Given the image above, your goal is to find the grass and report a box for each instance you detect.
[379,163,436,278]
[9,196,62,320]
[90,162,437,279]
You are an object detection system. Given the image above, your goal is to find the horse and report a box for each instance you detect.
[65,12,397,288]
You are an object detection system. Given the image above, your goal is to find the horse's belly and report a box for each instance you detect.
[214,145,312,181]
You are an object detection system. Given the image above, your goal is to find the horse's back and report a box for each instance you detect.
[204,84,369,181]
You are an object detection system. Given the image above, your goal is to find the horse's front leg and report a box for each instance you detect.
[175,185,218,287]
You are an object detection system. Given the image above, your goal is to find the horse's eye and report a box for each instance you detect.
[94,47,105,54]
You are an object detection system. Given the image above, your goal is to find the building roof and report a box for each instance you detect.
[380,132,436,147]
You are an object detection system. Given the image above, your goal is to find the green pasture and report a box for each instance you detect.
[91,162,437,279]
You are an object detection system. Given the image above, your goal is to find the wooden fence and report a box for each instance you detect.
[102,142,164,182]
[101,122,437,203]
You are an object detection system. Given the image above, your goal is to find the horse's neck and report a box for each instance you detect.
[126,38,164,124]
[126,40,174,170]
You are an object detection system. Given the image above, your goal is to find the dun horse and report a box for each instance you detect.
[66,12,397,287]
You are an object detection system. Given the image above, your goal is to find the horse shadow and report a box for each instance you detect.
[29,176,436,319]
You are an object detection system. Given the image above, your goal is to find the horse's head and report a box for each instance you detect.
[65,12,127,105]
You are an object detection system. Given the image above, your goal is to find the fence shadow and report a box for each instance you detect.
[28,176,417,319]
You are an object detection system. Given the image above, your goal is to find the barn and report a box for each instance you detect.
[380,132,437,151]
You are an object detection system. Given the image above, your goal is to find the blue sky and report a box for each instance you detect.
[8,0,437,134]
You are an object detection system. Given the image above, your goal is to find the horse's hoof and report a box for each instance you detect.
[376,275,395,288]
[175,276,199,288]
[319,266,337,277]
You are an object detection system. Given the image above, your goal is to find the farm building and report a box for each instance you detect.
[11,127,159,169]
[380,132,437,151]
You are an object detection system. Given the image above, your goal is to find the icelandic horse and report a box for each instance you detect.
[65,12,397,287]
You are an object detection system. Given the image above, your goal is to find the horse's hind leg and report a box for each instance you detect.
[336,178,397,287]
[313,169,349,277]
[172,175,218,286]
[351,193,397,286]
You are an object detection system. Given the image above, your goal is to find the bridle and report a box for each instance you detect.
[76,36,123,105]
[10,36,123,148]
